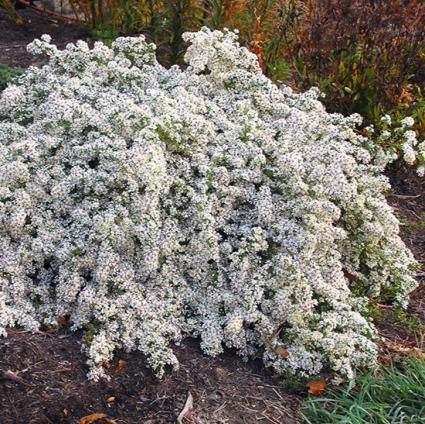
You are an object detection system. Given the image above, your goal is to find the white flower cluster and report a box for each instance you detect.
[0,28,418,380]
[367,114,425,175]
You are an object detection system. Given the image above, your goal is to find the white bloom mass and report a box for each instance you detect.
[400,116,414,127]
[0,28,418,380]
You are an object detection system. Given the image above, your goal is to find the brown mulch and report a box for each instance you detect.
[388,166,425,313]
[0,329,301,424]
[0,8,89,68]
[379,166,425,351]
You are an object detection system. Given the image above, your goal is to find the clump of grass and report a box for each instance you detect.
[301,358,425,424]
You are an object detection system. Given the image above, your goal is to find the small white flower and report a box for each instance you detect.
[381,114,392,125]
[41,34,52,43]
[400,116,414,127]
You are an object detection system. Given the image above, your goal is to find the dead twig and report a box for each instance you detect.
[0,369,30,386]
[177,391,193,423]
[392,194,421,199]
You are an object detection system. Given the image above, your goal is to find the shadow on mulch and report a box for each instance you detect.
[378,166,425,354]
[0,329,301,424]
[388,165,425,312]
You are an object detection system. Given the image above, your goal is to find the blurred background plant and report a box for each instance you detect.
[282,0,425,144]
[0,0,24,22]
[66,0,201,62]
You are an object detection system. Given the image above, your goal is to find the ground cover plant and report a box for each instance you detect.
[0,28,421,384]
[301,357,425,424]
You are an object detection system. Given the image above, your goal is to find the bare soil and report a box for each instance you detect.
[0,330,301,424]
[0,8,88,68]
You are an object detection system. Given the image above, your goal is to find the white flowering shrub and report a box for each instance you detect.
[0,28,418,381]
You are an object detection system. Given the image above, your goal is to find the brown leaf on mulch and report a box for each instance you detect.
[77,413,117,424]
[57,316,68,326]
[117,359,127,372]
[306,379,326,396]
[77,413,107,424]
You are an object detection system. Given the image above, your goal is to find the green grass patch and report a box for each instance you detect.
[301,358,425,424]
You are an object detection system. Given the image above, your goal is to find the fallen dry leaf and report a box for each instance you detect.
[117,359,127,372]
[77,413,118,424]
[102,359,111,369]
[63,408,68,417]
[106,396,115,403]
[57,316,68,325]
[306,379,326,396]
[77,413,107,424]
[275,346,289,358]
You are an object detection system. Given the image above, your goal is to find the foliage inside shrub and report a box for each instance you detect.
[0,63,24,91]
[301,358,425,424]
[0,29,418,380]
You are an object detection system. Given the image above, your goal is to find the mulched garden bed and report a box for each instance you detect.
[380,166,425,357]
[0,329,301,424]
[0,7,424,424]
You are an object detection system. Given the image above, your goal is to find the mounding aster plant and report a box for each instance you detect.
[0,28,419,381]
